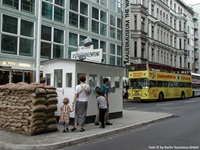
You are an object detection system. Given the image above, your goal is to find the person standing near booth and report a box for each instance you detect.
[40,77,46,86]
[71,74,90,132]
[95,78,113,125]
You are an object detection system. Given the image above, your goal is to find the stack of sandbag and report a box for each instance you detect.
[0,82,58,135]
[45,86,58,132]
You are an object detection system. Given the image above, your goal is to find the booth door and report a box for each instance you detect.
[54,69,64,116]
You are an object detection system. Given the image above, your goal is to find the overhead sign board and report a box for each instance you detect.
[71,48,103,63]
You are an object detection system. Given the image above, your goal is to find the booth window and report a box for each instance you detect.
[45,74,51,86]
[66,73,72,87]
[54,69,62,88]
[89,74,97,88]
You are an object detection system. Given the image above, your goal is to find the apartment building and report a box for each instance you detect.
[125,0,195,72]
[0,0,123,85]
[190,3,200,73]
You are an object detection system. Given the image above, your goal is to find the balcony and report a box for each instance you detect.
[194,44,199,50]
[193,12,198,20]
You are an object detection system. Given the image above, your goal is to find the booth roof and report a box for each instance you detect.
[41,58,126,68]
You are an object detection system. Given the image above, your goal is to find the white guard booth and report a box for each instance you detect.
[41,59,126,123]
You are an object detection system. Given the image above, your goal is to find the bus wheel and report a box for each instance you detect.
[158,92,164,101]
[181,92,185,100]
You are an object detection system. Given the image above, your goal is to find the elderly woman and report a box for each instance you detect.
[71,74,90,132]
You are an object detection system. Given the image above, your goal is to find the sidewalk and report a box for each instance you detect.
[0,110,173,150]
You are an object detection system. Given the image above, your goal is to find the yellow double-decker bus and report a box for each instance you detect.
[128,64,192,101]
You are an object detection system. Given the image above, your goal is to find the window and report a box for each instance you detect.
[100,11,107,23]
[69,12,78,27]
[92,7,99,20]
[21,0,35,13]
[100,23,107,36]
[110,27,116,38]
[100,41,106,53]
[66,73,72,87]
[89,74,97,88]
[92,20,99,34]
[41,42,51,59]
[1,35,17,54]
[54,29,64,43]
[80,16,88,30]
[69,1,88,30]
[21,20,34,37]
[110,15,115,26]
[92,39,98,49]
[69,33,77,46]
[41,25,52,41]
[110,0,116,12]
[117,29,122,40]
[3,0,19,9]
[53,45,63,58]
[110,56,115,65]
[80,2,88,15]
[68,47,77,59]
[42,2,52,19]
[3,15,18,34]
[45,74,51,85]
[54,6,64,23]
[55,0,64,6]
[110,44,115,54]
[70,0,78,12]
[19,38,33,56]
[54,69,63,88]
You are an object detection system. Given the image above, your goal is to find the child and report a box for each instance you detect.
[59,98,73,132]
[96,90,107,128]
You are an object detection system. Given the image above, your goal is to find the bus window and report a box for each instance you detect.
[129,78,149,89]
[150,80,156,87]
[168,81,173,87]
[163,81,168,87]
[174,82,178,87]
[157,81,163,87]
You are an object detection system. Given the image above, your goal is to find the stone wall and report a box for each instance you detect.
[0,82,58,135]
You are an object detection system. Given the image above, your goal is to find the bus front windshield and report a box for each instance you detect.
[129,78,149,89]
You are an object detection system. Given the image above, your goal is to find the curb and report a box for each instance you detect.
[0,114,173,150]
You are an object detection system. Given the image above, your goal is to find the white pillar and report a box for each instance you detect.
[36,0,42,82]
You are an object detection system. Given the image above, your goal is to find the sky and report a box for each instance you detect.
[183,0,200,5]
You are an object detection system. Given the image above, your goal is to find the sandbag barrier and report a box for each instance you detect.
[0,82,58,135]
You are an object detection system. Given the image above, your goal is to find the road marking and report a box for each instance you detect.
[156,103,172,107]
[184,100,197,103]
[125,107,137,110]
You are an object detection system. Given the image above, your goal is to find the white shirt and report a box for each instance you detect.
[75,83,90,102]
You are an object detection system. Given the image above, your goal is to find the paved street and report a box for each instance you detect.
[0,109,171,150]
[59,97,200,150]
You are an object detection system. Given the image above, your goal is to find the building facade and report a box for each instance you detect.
[0,0,123,85]
[190,3,200,73]
[125,0,196,72]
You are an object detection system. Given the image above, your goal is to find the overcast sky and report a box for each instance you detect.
[183,0,200,5]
